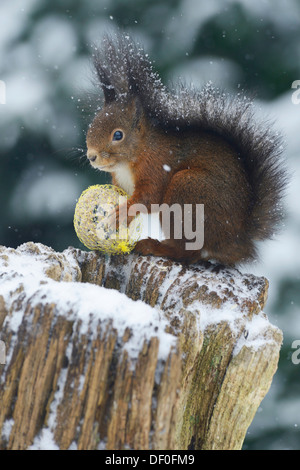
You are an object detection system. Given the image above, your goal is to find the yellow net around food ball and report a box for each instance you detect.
[74,184,142,254]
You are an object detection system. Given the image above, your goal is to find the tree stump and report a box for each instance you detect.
[0,242,282,450]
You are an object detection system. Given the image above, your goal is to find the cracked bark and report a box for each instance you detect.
[0,242,282,450]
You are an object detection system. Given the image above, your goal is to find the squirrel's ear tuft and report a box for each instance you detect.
[92,34,131,105]
[97,70,116,105]
[92,33,166,110]
[92,41,116,105]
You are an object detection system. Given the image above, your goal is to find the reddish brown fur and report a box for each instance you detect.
[87,102,254,265]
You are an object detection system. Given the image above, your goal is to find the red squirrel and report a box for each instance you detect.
[86,34,287,265]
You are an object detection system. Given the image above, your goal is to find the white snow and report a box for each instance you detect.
[163,164,171,172]
[33,280,176,360]
[1,419,14,444]
[28,428,59,451]
[233,314,276,356]
[0,244,176,362]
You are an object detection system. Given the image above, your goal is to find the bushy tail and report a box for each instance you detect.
[180,86,289,242]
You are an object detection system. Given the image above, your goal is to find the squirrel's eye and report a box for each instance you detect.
[112,130,124,141]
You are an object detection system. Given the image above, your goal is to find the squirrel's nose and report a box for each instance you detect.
[87,149,98,162]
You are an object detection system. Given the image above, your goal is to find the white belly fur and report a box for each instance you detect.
[114,164,135,196]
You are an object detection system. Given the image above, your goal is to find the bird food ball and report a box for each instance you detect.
[74,184,142,254]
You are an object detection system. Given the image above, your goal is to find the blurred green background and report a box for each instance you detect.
[1,0,300,450]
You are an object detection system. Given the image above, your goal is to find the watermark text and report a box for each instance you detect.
[97,198,205,251]
[0,80,6,104]
[0,340,6,364]
[291,80,300,105]
[291,340,300,364]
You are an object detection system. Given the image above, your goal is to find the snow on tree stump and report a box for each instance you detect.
[0,242,282,450]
